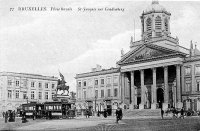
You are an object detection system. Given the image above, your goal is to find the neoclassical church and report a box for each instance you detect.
[76,1,200,111]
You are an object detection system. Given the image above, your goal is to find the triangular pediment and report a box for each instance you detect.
[117,44,185,65]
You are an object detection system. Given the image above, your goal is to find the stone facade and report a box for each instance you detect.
[76,1,200,111]
[0,72,57,114]
[76,66,121,115]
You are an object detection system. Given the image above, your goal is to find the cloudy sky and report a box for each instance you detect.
[1,0,200,92]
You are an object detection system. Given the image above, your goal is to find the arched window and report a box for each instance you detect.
[146,18,152,38]
[155,16,162,30]
[155,16,162,37]
[146,18,152,32]
[164,18,168,31]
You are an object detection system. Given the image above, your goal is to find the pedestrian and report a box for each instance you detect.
[2,112,5,118]
[5,111,8,123]
[161,109,164,119]
[180,107,184,119]
[97,110,100,117]
[103,109,107,118]
[115,107,121,123]
[13,110,15,122]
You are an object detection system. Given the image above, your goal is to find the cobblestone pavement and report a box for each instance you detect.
[1,116,200,131]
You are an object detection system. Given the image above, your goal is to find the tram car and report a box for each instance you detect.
[22,102,44,118]
[44,101,75,119]
[21,101,75,119]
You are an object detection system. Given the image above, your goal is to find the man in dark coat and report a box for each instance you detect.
[103,109,107,118]
[161,109,164,119]
[180,107,184,119]
[116,107,122,123]
[5,111,8,123]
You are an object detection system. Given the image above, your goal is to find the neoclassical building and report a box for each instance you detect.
[0,72,58,114]
[76,1,200,111]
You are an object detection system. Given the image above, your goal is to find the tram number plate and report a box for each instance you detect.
[26,113,33,115]
[52,113,62,116]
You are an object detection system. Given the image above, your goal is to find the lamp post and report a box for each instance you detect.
[94,96,97,116]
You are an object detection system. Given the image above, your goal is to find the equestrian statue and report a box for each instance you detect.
[56,72,69,96]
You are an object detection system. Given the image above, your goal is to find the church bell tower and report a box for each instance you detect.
[140,1,171,40]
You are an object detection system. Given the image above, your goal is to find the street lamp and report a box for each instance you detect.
[95,96,97,112]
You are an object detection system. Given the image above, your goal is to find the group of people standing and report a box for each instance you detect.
[2,110,16,123]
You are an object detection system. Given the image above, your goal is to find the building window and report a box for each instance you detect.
[113,76,118,84]
[83,81,87,86]
[84,91,86,99]
[155,16,162,37]
[146,18,152,38]
[45,92,49,100]
[39,83,42,88]
[39,92,42,99]
[95,79,98,85]
[107,77,111,84]
[197,82,200,92]
[101,90,104,98]
[52,92,55,99]
[88,79,92,86]
[101,79,104,85]
[107,89,111,97]
[155,16,162,30]
[78,82,81,87]
[95,90,98,98]
[164,18,168,31]
[8,80,12,86]
[23,92,27,99]
[8,90,12,99]
[185,67,191,75]
[195,65,200,75]
[31,82,35,87]
[185,83,191,92]
[45,83,48,88]
[52,84,55,89]
[114,88,118,97]
[16,90,19,99]
[31,91,35,99]
[16,80,20,86]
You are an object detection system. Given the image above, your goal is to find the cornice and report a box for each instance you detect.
[0,72,58,81]
[119,53,184,66]
[75,68,120,79]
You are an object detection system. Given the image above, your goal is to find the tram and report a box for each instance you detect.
[21,101,75,119]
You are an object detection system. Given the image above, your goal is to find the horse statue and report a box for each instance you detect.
[56,72,69,96]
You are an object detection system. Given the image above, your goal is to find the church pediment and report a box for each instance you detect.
[126,47,168,62]
[118,44,184,65]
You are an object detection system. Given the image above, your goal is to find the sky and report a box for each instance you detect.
[1,0,200,92]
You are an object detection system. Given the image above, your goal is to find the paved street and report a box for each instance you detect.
[1,116,200,131]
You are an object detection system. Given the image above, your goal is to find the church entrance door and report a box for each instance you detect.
[157,88,164,108]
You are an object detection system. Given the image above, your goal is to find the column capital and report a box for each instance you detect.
[164,66,168,71]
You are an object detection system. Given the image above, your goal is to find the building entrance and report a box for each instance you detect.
[157,88,164,108]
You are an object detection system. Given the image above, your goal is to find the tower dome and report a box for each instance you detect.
[144,1,166,13]
[140,1,171,40]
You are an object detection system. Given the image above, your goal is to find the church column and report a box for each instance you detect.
[121,73,125,103]
[163,66,169,110]
[130,71,135,109]
[151,68,157,109]
[176,64,183,108]
[139,69,145,109]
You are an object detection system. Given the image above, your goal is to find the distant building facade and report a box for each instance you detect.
[76,1,200,111]
[0,72,57,113]
[76,65,121,115]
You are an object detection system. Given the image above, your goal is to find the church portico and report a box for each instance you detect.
[121,64,180,110]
